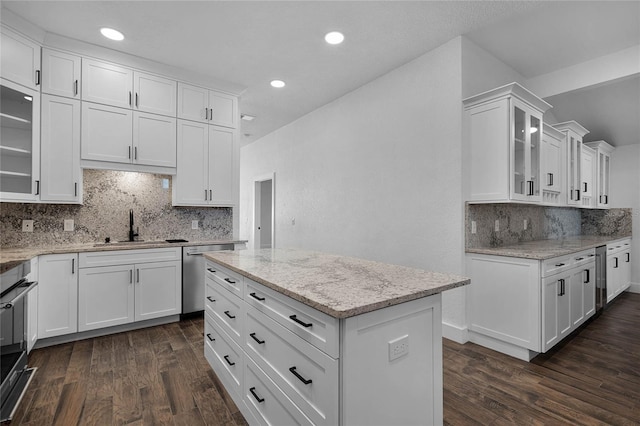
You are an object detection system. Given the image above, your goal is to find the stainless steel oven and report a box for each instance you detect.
[1,260,37,422]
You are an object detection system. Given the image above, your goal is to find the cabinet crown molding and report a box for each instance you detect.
[463,81,552,113]
[552,120,590,138]
[584,140,615,153]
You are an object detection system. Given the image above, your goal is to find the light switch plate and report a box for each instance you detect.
[494,219,500,232]
[191,220,199,230]
[524,219,528,230]
[64,219,74,232]
[471,221,477,234]
[22,220,34,232]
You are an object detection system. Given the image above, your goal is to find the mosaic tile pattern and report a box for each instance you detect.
[0,169,233,248]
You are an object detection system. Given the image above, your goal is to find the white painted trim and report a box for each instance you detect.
[251,172,276,250]
[626,282,640,294]
[442,321,468,344]
[468,330,538,362]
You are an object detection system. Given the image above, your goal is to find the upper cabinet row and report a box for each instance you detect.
[463,82,614,209]
[0,25,238,207]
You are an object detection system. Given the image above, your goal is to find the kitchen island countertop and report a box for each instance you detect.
[203,248,470,318]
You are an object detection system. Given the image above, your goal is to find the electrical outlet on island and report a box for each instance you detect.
[22,220,34,232]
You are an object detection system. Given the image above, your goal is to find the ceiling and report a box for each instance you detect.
[2,1,639,147]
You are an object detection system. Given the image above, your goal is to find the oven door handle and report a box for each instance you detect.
[0,281,38,308]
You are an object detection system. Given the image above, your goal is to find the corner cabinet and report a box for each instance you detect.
[463,82,551,204]
[584,140,614,208]
[173,120,236,206]
[552,121,589,207]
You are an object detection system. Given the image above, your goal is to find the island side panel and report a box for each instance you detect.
[340,294,443,426]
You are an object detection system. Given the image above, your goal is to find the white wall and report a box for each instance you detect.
[241,37,466,331]
[609,144,640,290]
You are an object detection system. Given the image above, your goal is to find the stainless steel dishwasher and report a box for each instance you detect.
[182,244,234,315]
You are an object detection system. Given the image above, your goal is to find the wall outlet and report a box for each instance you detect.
[22,220,34,232]
[291,218,295,226]
[191,220,199,230]
[471,221,477,234]
[494,219,500,232]
[64,219,74,232]
[388,335,409,361]
[524,219,528,230]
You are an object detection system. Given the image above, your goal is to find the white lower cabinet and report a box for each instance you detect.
[78,248,181,332]
[205,259,443,425]
[607,239,632,302]
[37,253,78,339]
[27,257,39,352]
[467,248,596,360]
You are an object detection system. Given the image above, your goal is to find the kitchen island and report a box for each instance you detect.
[203,248,469,426]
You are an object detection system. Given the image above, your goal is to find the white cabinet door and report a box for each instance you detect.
[541,124,562,195]
[510,98,542,203]
[210,90,237,128]
[174,120,209,205]
[81,102,133,163]
[582,264,596,320]
[134,260,181,321]
[78,265,135,331]
[133,112,176,167]
[38,253,78,339]
[569,266,594,328]
[82,58,133,108]
[606,254,620,303]
[598,152,611,207]
[41,49,81,99]
[621,249,632,292]
[542,273,570,352]
[40,95,81,203]
[177,82,208,123]
[133,71,176,116]
[209,126,235,205]
[580,146,595,207]
[0,27,41,90]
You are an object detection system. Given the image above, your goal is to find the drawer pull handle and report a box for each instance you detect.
[250,332,265,344]
[206,333,215,342]
[207,268,216,273]
[223,355,235,366]
[249,387,264,403]
[224,310,236,319]
[555,263,565,267]
[206,296,216,302]
[575,257,584,261]
[289,315,312,328]
[583,269,590,284]
[224,278,236,284]
[289,366,312,385]
[249,292,265,301]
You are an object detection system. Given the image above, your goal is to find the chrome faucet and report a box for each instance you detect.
[129,209,139,242]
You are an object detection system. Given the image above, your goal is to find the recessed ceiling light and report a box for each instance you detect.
[270,80,286,88]
[100,27,125,41]
[325,31,344,45]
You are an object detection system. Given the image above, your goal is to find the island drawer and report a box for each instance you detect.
[245,278,339,358]
[205,276,244,346]
[206,260,243,299]
[79,247,181,268]
[204,312,243,400]
[542,254,574,277]
[243,356,313,426]
[244,305,338,426]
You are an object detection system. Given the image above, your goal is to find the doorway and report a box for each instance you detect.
[253,173,275,249]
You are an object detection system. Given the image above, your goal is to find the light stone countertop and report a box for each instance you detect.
[203,248,470,319]
[466,235,632,260]
[0,240,245,273]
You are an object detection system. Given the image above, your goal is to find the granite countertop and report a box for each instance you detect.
[0,239,246,273]
[203,248,470,319]
[466,235,631,260]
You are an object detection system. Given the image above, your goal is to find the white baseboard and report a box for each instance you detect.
[627,282,640,294]
[442,321,468,344]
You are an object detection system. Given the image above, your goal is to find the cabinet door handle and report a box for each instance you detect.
[206,333,215,342]
[204,189,208,201]
[583,269,590,284]
[35,180,40,195]
[249,292,265,302]
[250,332,265,344]
[136,269,140,283]
[289,314,312,328]
[129,91,132,106]
[547,173,553,186]
[224,278,236,284]
[575,189,581,201]
[128,146,132,159]
[627,253,630,263]
[74,182,78,197]
[289,366,313,385]
[224,310,236,319]
[614,257,618,268]
[74,80,78,96]
[206,296,215,302]
[130,269,133,283]
[583,182,587,193]
[223,355,235,366]
[249,387,264,403]
[558,279,565,296]
[72,258,75,274]
[527,180,534,196]
[135,92,138,108]
[209,189,212,200]
[204,108,208,120]
[134,147,138,160]
[35,70,41,85]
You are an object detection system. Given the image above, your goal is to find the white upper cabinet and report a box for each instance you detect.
[0,26,41,90]
[40,94,81,203]
[41,48,81,99]
[463,82,551,204]
[552,121,589,207]
[82,58,133,109]
[133,112,177,168]
[178,82,238,128]
[541,123,564,205]
[584,140,614,208]
[133,71,177,116]
[81,102,133,164]
[580,145,595,208]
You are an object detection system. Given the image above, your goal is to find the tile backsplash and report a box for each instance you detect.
[466,203,632,248]
[0,169,233,248]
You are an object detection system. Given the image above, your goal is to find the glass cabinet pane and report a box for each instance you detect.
[0,83,35,194]
[530,115,540,196]
[513,106,526,195]
[603,154,610,202]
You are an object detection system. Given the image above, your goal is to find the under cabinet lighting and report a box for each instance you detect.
[325,31,344,45]
[270,80,286,88]
[100,27,125,41]
[241,114,256,121]
[530,127,538,134]
[23,95,32,102]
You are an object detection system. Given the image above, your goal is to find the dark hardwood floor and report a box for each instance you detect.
[8,292,640,425]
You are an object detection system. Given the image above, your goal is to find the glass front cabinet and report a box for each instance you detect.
[584,140,615,209]
[463,82,551,204]
[552,121,589,207]
[0,78,40,201]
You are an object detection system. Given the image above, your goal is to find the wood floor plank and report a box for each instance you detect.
[78,396,113,425]
[51,381,87,426]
